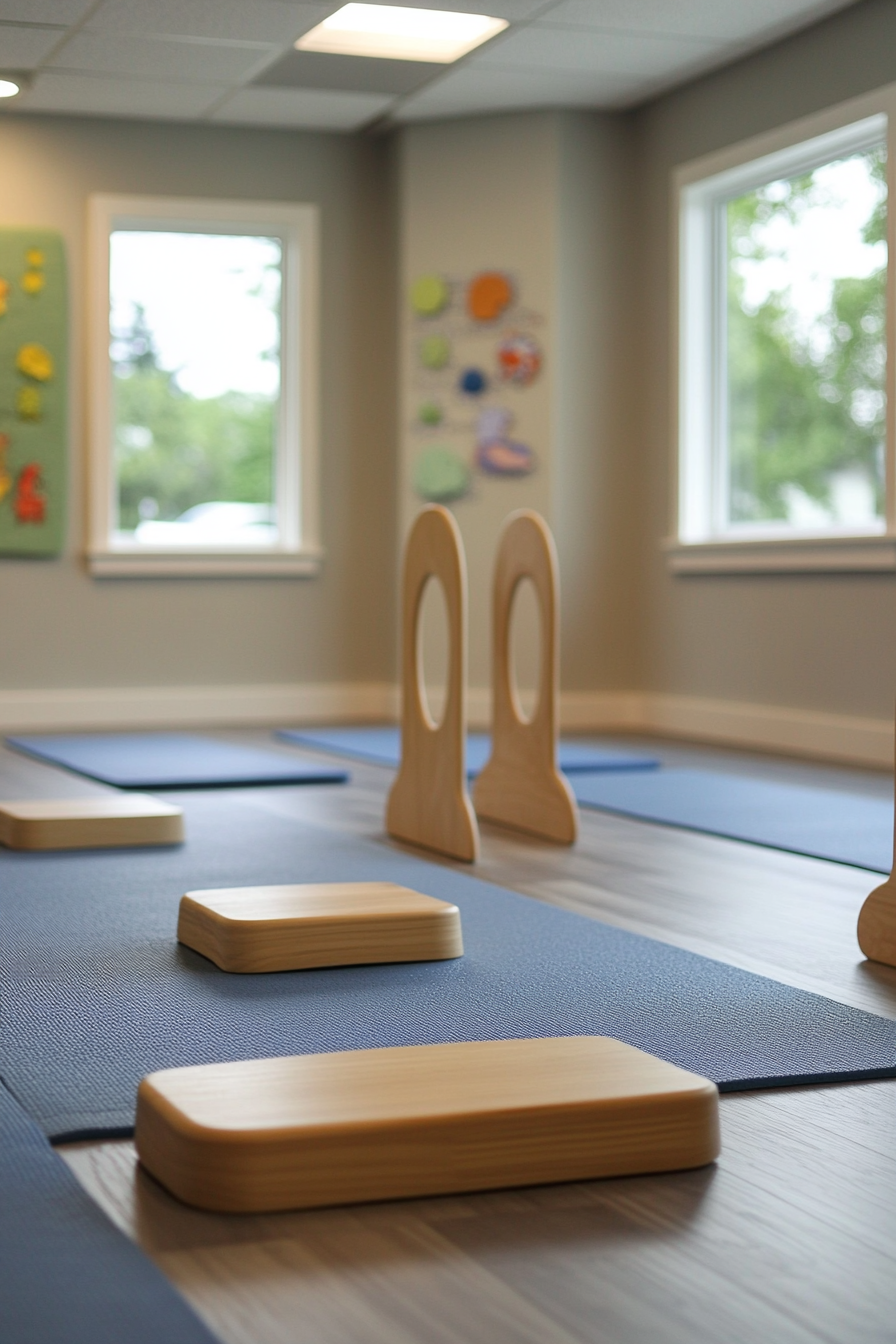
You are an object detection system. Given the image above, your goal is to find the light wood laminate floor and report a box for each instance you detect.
[5,734,896,1344]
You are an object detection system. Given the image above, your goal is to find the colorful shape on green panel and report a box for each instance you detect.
[418,401,443,426]
[411,274,449,317]
[21,270,45,295]
[0,228,67,554]
[14,463,46,523]
[16,343,54,381]
[419,333,451,370]
[16,386,41,420]
[414,446,470,503]
[0,433,11,502]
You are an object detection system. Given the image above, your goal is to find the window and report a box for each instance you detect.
[674,99,896,571]
[87,196,319,576]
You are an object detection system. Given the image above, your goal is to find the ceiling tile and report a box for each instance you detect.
[396,63,636,119]
[375,0,546,16]
[47,32,272,82]
[255,48,442,95]
[540,0,858,42]
[472,25,714,76]
[4,70,226,118]
[212,85,392,130]
[84,0,333,45]
[0,0,92,21]
[0,24,64,66]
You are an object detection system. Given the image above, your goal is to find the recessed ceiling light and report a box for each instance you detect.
[0,78,21,98]
[296,3,508,63]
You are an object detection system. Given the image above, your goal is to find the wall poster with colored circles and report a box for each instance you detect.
[0,229,67,555]
[407,268,546,506]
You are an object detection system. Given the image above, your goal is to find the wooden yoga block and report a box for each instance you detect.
[473,510,578,845]
[387,505,479,863]
[857,721,896,967]
[858,874,896,968]
[136,1036,720,1213]
[0,794,184,851]
[177,881,463,973]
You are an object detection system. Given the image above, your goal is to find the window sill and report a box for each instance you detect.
[664,533,896,574]
[87,547,323,578]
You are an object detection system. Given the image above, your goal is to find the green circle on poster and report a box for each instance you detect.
[414,446,469,503]
[419,334,451,369]
[411,274,449,316]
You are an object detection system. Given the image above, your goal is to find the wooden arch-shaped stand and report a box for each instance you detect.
[858,718,896,966]
[473,510,578,845]
[386,505,479,863]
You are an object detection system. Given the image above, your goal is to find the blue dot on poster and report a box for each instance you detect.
[459,367,487,396]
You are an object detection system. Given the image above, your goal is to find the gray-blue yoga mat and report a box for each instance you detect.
[276,725,660,774]
[572,768,894,873]
[0,1081,217,1344]
[6,731,349,790]
[2,792,895,1143]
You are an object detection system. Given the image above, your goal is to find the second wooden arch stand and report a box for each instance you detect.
[473,510,579,845]
[386,505,479,863]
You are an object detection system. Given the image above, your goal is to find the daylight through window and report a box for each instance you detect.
[111,231,282,546]
[678,113,891,550]
[88,196,319,576]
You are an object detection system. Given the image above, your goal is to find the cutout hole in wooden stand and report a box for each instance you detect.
[509,575,541,725]
[135,1036,720,1213]
[473,510,578,845]
[387,505,479,863]
[416,573,450,730]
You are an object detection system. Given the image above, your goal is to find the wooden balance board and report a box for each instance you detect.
[177,881,463,972]
[0,795,184,850]
[136,1036,720,1212]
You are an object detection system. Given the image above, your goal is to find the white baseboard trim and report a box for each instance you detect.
[635,692,894,769]
[0,682,399,733]
[0,681,890,769]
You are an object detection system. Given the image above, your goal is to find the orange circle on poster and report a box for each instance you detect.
[467,271,512,322]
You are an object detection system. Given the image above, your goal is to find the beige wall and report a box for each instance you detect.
[633,0,896,721]
[398,110,638,699]
[6,0,896,735]
[0,114,398,695]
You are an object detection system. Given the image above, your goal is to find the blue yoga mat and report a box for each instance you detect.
[3,793,895,1143]
[7,731,349,790]
[276,725,660,774]
[572,768,894,873]
[0,1081,217,1344]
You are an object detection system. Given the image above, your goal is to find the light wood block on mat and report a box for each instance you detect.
[135,1036,720,1213]
[0,795,184,850]
[474,510,578,846]
[857,725,896,967]
[177,882,463,972]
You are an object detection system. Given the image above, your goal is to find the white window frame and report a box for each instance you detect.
[669,87,896,573]
[86,194,321,577]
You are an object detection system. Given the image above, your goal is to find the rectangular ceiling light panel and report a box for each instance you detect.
[296,3,507,62]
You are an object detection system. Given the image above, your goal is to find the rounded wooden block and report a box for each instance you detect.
[0,795,184,850]
[857,877,896,967]
[177,881,463,972]
[136,1036,721,1213]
